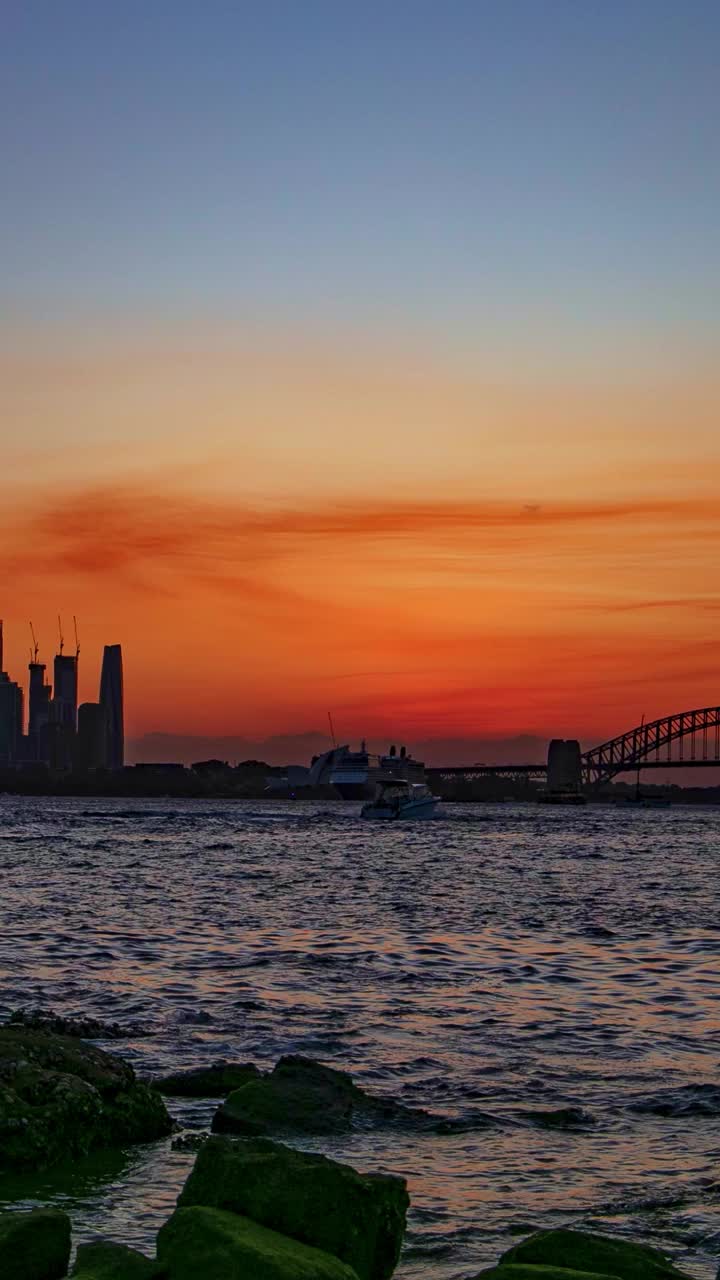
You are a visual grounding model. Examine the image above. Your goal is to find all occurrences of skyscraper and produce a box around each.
[99,644,124,770]
[0,622,24,767]
[76,702,109,771]
[28,661,51,762]
[53,653,78,728]
[51,651,78,771]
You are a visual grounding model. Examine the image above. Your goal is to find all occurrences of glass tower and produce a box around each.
[99,644,124,770]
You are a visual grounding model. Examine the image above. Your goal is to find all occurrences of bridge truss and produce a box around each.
[582,706,720,787]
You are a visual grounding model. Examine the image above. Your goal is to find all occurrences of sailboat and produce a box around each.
[630,715,671,807]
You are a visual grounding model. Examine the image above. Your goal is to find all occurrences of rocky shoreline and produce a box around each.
[0,1024,713,1280]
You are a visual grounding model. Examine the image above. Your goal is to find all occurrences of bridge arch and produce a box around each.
[582,706,720,786]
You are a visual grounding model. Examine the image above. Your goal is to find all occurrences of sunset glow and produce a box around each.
[3,333,719,757]
[3,2,719,761]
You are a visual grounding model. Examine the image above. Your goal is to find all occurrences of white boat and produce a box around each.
[308,742,426,799]
[360,779,438,820]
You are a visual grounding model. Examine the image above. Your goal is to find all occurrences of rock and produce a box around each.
[497,1229,691,1279]
[155,1063,260,1097]
[0,1207,72,1280]
[212,1056,359,1135]
[0,1027,172,1172]
[72,1240,158,1279]
[627,1085,720,1117]
[178,1134,408,1280]
[7,1009,149,1040]
[156,1205,361,1280]
[212,1054,428,1136]
[476,1267,622,1280]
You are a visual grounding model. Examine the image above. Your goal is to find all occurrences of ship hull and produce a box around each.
[334,781,375,800]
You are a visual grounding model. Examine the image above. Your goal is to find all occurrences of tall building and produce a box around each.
[99,644,124,770]
[53,653,78,728]
[51,652,78,771]
[0,623,24,767]
[28,661,52,763]
[76,702,109,771]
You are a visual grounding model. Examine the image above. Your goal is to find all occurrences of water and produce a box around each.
[1,796,720,1277]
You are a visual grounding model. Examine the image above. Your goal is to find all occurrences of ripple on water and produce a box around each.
[0,796,719,1278]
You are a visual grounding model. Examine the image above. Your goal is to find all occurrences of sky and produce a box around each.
[2,2,719,760]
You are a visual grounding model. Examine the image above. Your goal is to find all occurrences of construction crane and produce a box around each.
[29,621,39,665]
[57,616,64,656]
[73,616,80,660]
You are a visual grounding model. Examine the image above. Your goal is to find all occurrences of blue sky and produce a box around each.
[2,1,719,365]
[3,2,720,742]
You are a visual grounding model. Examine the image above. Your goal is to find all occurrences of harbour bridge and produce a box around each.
[428,705,720,789]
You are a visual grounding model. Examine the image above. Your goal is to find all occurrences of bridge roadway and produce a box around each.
[428,704,720,787]
[428,758,720,781]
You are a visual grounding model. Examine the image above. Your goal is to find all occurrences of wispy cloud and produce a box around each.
[9,484,720,586]
[5,482,720,742]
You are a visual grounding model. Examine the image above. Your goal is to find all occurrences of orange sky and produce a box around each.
[3,329,720,751]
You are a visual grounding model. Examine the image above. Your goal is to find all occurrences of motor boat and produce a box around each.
[360,779,438,820]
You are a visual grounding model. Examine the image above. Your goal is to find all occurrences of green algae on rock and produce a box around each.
[497,1229,691,1280]
[212,1056,360,1135]
[72,1240,159,1280]
[7,1009,149,1041]
[0,1027,172,1172]
[211,1053,429,1136]
[178,1134,408,1280]
[157,1205,361,1280]
[0,1207,72,1280]
[155,1062,260,1097]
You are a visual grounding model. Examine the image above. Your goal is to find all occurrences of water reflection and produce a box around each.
[1,798,719,1277]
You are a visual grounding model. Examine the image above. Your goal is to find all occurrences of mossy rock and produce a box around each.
[0,1027,134,1092]
[211,1054,425,1136]
[72,1240,159,1280]
[8,1009,148,1041]
[212,1056,360,1135]
[476,1266,622,1280]
[0,1028,172,1172]
[499,1230,691,1280]
[178,1135,408,1280]
[155,1063,260,1097]
[0,1207,71,1280]
[156,1205,361,1280]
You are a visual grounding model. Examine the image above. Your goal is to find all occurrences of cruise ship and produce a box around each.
[308,742,426,800]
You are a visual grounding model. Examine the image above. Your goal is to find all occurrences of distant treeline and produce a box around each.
[0,764,719,803]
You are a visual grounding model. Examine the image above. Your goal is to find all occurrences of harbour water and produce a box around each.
[1,797,719,1277]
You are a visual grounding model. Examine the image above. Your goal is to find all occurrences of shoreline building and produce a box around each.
[0,624,125,774]
[28,659,52,763]
[0,622,23,767]
[76,702,109,772]
[100,644,124,770]
[50,649,79,772]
